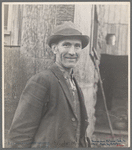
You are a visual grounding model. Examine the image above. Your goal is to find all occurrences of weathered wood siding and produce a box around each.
[4,47,21,130]
[6,5,23,45]
[94,4,129,138]
[97,5,129,55]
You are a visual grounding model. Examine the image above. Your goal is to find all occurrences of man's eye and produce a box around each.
[63,43,71,47]
[75,44,81,48]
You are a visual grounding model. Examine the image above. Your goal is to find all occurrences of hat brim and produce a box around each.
[47,35,89,49]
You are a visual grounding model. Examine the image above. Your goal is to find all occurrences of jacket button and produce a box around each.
[72,118,76,121]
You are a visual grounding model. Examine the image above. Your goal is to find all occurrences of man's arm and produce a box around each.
[8,73,49,148]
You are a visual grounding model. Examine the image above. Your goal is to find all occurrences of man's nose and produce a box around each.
[68,46,76,55]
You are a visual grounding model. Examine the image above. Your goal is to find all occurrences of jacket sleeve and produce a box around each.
[8,73,49,148]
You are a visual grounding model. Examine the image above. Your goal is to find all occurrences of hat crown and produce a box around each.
[52,21,82,36]
[47,21,89,49]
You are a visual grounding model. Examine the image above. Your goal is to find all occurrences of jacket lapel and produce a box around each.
[73,77,89,138]
[49,64,77,118]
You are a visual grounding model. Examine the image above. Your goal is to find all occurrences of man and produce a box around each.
[8,21,90,148]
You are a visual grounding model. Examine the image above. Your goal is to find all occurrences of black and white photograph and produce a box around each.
[2,2,130,148]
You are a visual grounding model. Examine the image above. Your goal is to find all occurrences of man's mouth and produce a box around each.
[64,57,77,59]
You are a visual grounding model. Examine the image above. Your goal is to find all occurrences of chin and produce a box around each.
[62,63,76,69]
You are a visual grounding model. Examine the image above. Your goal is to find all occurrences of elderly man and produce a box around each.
[8,21,90,148]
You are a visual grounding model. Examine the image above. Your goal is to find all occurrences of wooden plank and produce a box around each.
[120,5,129,24]
[107,24,111,34]
[18,5,23,45]
[110,25,118,55]
[113,5,121,24]
[117,25,123,55]
[7,5,13,32]
[117,25,122,55]
[120,25,128,55]
[110,24,116,33]
[11,5,19,45]
[108,5,116,24]
[4,47,20,130]
[118,25,128,55]
[120,25,125,55]
[103,5,109,23]
[115,24,120,53]
[103,23,108,38]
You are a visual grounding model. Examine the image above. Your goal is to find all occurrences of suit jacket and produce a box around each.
[8,64,89,148]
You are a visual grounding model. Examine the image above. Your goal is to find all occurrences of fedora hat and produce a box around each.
[47,21,89,49]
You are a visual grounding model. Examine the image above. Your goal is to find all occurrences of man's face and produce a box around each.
[54,38,82,69]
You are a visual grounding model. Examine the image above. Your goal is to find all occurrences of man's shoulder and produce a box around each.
[35,69,52,78]
[27,68,53,86]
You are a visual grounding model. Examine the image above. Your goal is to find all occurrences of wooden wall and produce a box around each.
[5,5,23,45]
[97,4,129,55]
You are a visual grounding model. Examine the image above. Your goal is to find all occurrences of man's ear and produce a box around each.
[51,44,58,54]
